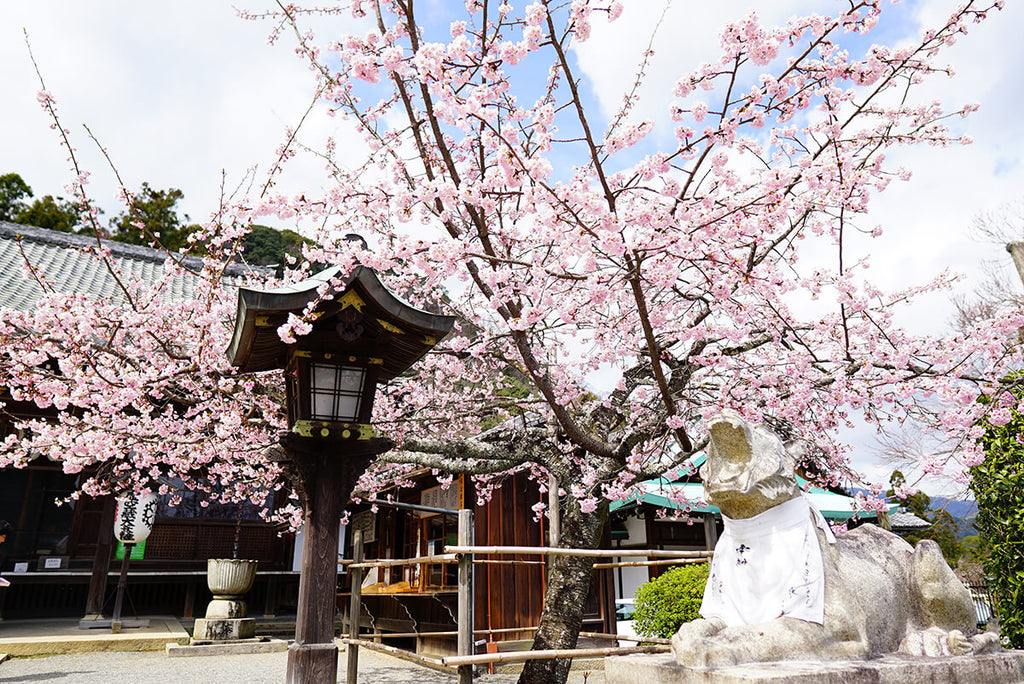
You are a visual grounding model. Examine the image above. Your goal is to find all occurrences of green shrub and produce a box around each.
[633,563,709,638]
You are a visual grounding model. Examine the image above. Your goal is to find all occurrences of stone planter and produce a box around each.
[207,558,258,602]
[192,558,258,642]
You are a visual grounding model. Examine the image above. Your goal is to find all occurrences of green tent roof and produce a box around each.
[609,476,893,521]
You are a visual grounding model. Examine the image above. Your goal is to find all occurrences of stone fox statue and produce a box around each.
[671,412,1000,668]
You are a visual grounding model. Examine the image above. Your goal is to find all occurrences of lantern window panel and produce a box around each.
[309,363,367,422]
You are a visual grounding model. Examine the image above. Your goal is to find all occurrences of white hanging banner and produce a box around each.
[114,491,158,544]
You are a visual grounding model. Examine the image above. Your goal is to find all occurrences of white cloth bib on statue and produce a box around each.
[700,495,836,626]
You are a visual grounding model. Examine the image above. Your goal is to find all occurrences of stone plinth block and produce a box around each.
[191,617,255,642]
[605,652,1024,684]
[168,638,288,657]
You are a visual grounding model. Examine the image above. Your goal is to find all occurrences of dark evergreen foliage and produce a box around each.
[972,372,1024,648]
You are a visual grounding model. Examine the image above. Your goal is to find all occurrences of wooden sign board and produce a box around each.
[419,476,464,516]
[350,510,376,544]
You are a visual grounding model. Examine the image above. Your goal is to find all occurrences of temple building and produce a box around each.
[0,221,299,621]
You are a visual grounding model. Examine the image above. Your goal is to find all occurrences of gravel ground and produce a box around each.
[0,647,606,684]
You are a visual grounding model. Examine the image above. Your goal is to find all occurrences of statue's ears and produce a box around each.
[788,439,823,482]
[781,439,805,478]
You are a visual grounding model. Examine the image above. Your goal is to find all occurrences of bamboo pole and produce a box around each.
[345,529,363,684]
[341,626,539,638]
[350,548,709,570]
[593,557,710,569]
[343,638,446,667]
[441,644,670,667]
[338,627,669,643]
[457,509,473,684]
[340,630,458,639]
[352,553,695,571]
[579,631,670,644]
[349,554,458,570]
[443,545,712,558]
[548,473,560,547]
[475,625,538,635]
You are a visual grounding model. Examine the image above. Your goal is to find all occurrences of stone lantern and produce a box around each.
[227,258,453,683]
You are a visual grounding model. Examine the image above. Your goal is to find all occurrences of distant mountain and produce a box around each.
[932,497,977,519]
[932,496,978,538]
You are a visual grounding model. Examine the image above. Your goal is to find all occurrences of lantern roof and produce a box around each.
[227,265,455,381]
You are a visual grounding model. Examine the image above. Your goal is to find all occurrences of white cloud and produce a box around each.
[0,2,360,228]
[573,0,808,123]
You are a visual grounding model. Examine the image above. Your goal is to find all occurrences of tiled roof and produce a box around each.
[0,221,261,311]
[888,508,931,531]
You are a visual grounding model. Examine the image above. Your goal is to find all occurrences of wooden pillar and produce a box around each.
[184,578,197,619]
[282,434,388,684]
[703,512,719,551]
[264,575,278,619]
[82,495,116,622]
[287,454,345,683]
[110,543,133,633]
[1007,241,1024,288]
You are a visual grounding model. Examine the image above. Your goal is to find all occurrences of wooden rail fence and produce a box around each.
[343,509,710,682]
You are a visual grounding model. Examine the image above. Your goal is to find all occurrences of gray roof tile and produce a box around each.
[0,221,265,310]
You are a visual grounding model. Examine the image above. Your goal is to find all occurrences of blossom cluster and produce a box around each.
[0,243,287,508]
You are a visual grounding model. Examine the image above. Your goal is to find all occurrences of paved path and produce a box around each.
[0,647,606,683]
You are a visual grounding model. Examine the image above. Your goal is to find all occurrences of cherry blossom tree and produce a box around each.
[247,1,1022,681]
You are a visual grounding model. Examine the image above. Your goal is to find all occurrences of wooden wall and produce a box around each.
[472,470,545,640]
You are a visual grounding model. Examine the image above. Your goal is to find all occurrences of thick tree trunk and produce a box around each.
[518,499,607,684]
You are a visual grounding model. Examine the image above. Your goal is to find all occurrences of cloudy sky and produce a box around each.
[2,1,1022,493]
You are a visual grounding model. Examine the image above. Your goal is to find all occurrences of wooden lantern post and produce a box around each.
[227,259,453,684]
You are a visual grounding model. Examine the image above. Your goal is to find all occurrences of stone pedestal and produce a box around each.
[205,595,248,619]
[605,651,1024,684]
